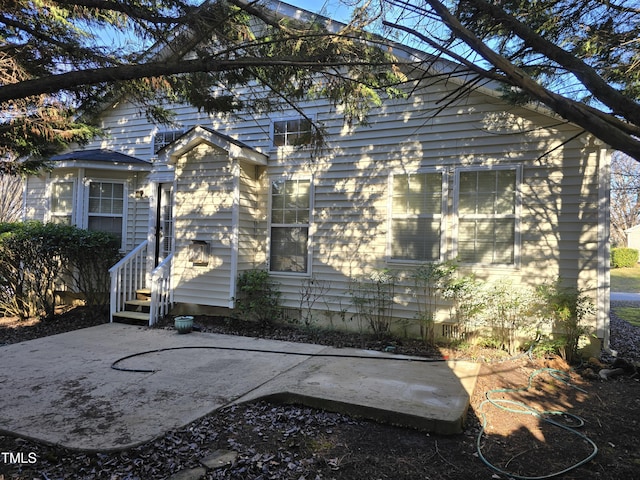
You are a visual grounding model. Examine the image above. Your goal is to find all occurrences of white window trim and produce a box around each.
[267,175,314,277]
[452,165,521,268]
[270,115,316,150]
[387,168,448,264]
[83,178,128,250]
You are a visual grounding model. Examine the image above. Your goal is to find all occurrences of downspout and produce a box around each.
[21,175,28,221]
[598,146,613,354]
[229,158,240,309]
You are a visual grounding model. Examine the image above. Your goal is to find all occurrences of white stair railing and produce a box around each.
[149,253,173,326]
[109,241,149,322]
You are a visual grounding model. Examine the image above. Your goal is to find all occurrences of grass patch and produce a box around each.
[610,265,640,292]
[613,306,640,328]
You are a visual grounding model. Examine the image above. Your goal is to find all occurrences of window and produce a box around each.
[390,172,444,261]
[457,168,517,264]
[270,179,311,273]
[154,130,183,153]
[273,118,313,147]
[50,182,74,225]
[88,181,124,244]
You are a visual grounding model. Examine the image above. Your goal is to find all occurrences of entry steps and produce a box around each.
[112,288,151,326]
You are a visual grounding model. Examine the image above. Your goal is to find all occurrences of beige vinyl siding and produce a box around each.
[42,72,606,341]
[172,145,236,307]
[261,82,605,335]
[237,162,267,272]
[23,174,51,221]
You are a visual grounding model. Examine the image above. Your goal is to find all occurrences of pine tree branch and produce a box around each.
[464,0,640,127]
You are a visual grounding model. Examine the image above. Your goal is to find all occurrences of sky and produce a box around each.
[279,0,355,23]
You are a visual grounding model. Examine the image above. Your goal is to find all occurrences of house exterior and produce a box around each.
[625,225,640,254]
[21,2,611,353]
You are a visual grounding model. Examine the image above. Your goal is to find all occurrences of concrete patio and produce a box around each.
[0,323,480,451]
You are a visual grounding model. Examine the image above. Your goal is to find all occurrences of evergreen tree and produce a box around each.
[0,0,399,172]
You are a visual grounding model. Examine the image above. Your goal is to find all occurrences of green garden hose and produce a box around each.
[476,368,598,479]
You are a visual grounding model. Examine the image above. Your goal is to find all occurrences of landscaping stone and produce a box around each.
[200,449,238,469]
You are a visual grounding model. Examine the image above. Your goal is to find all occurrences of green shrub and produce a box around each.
[235,269,282,324]
[475,280,540,355]
[536,280,595,364]
[0,222,121,320]
[611,247,639,268]
[62,229,122,313]
[0,222,70,319]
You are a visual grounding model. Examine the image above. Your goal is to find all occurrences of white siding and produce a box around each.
[172,145,236,307]
[25,70,607,343]
[237,162,268,272]
[261,82,606,339]
[23,174,50,221]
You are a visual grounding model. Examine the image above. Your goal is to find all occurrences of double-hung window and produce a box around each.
[456,168,518,265]
[87,181,125,245]
[272,118,313,147]
[390,171,444,261]
[50,182,74,225]
[269,178,311,273]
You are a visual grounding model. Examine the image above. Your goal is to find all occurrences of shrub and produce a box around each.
[0,222,70,319]
[298,276,331,328]
[235,269,282,325]
[536,280,595,364]
[349,269,396,337]
[62,229,122,313]
[0,222,121,320]
[474,279,539,355]
[411,261,457,345]
[611,247,638,268]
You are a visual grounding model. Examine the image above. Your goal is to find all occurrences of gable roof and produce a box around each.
[159,125,268,166]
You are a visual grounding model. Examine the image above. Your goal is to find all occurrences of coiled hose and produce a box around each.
[476,368,598,479]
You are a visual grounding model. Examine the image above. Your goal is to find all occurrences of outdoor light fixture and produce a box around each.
[189,240,209,266]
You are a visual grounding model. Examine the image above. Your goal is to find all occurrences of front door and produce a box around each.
[154,183,174,267]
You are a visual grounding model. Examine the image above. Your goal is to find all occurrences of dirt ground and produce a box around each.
[0,308,639,480]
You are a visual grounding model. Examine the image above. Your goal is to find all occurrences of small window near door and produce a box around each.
[88,181,124,245]
[50,182,74,225]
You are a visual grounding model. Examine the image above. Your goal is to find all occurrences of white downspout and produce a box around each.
[229,158,240,309]
[598,147,613,353]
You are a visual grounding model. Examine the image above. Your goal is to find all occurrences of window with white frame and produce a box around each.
[269,178,311,273]
[390,172,444,261]
[50,182,74,225]
[272,118,313,147]
[87,181,125,244]
[457,168,517,265]
[154,130,183,153]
